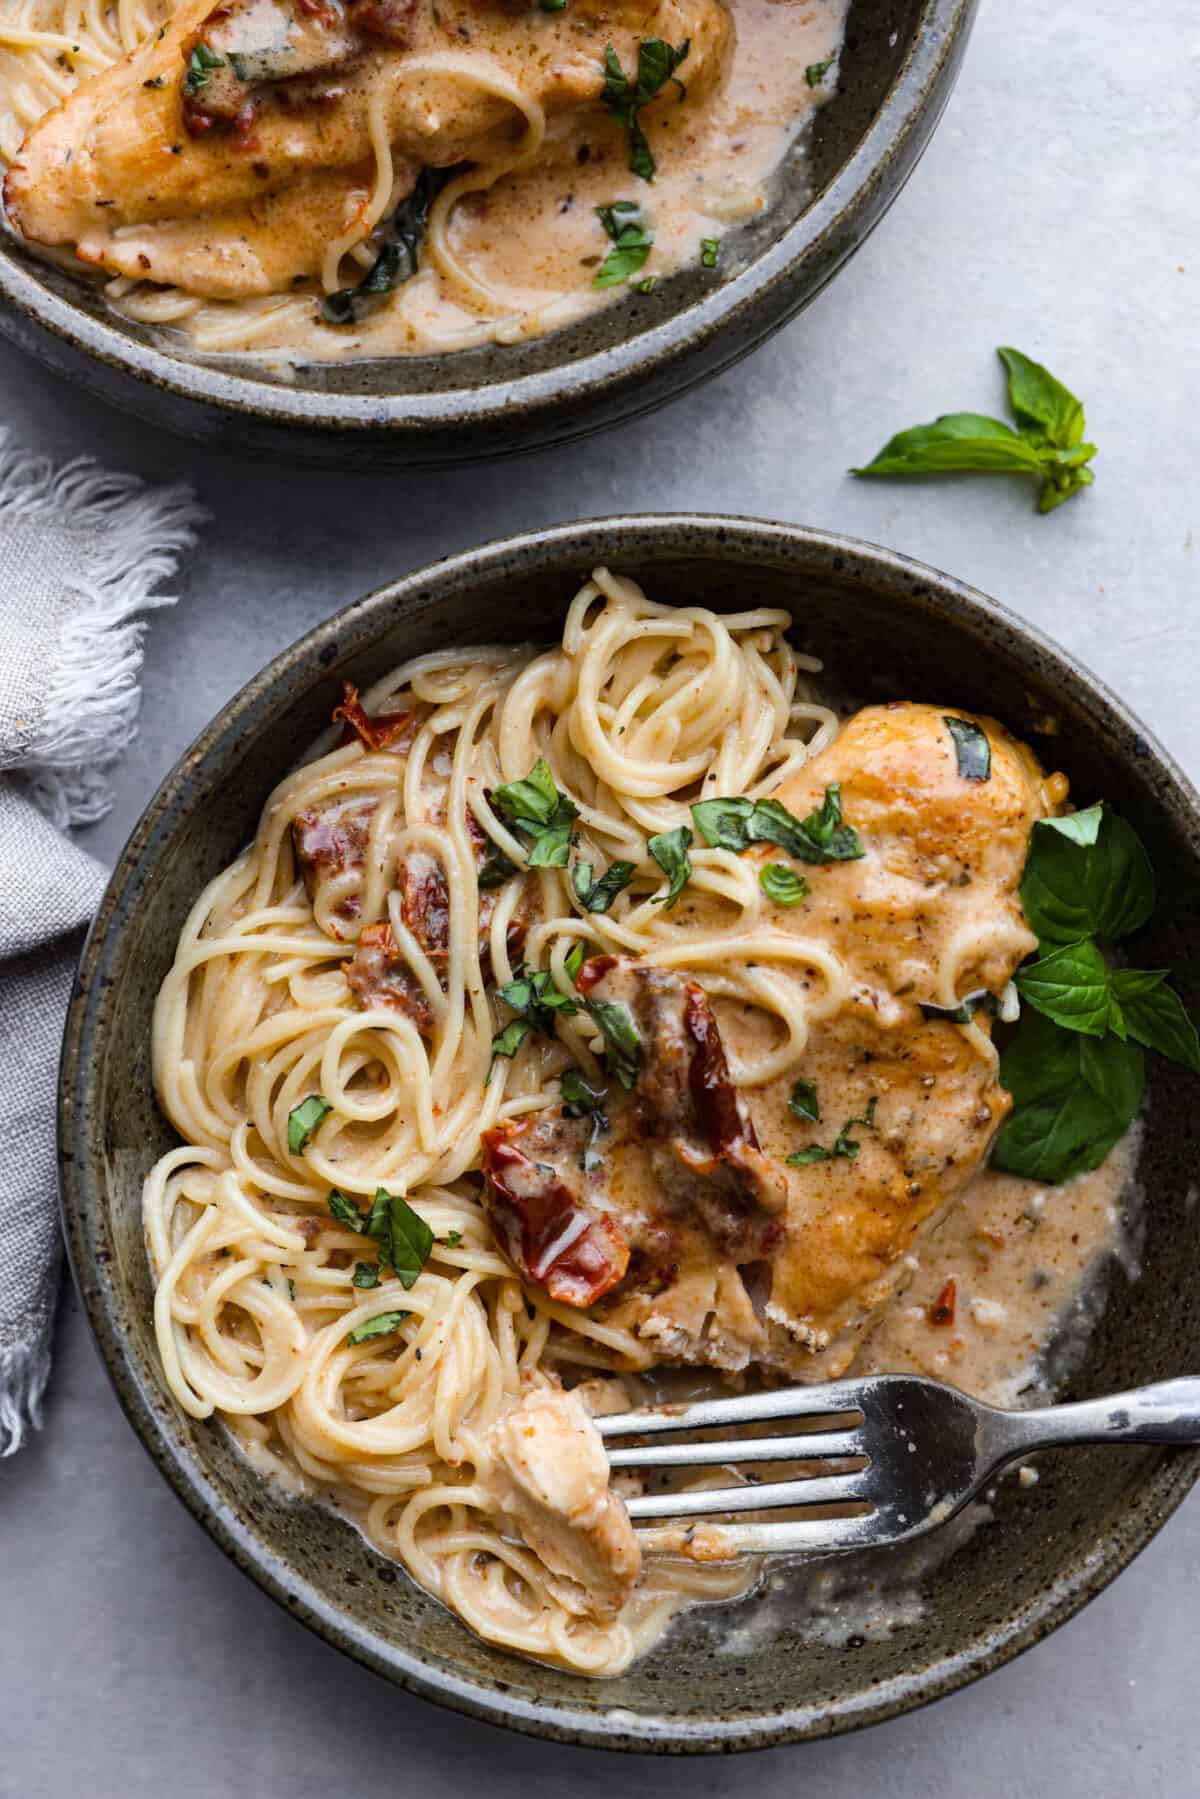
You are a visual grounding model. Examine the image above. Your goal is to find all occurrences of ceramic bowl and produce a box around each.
[59,515,1200,1751]
[2,0,976,465]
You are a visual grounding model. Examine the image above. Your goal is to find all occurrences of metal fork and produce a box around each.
[597,1374,1200,1555]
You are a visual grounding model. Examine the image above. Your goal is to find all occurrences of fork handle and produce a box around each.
[993,1377,1200,1457]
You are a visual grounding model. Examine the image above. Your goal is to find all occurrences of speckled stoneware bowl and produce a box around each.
[60,517,1200,1751]
[1,0,976,466]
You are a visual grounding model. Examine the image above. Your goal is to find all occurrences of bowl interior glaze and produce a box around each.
[0,1,975,460]
[59,518,1200,1751]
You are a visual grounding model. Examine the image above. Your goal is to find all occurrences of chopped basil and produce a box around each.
[601,37,691,181]
[805,58,833,86]
[478,847,520,889]
[322,168,455,326]
[490,1018,532,1062]
[586,998,641,1090]
[561,1068,609,1126]
[593,203,653,288]
[539,0,567,10]
[648,825,693,906]
[442,1229,463,1247]
[287,1094,332,1156]
[788,1097,876,1164]
[347,1310,412,1345]
[760,863,810,907]
[700,237,719,268]
[633,276,657,294]
[184,41,224,94]
[787,1144,831,1167]
[352,1262,380,1288]
[919,989,999,1025]
[788,1078,820,1123]
[328,1188,433,1289]
[944,716,991,782]
[573,858,636,912]
[852,346,1098,515]
[497,969,580,1033]
[328,1190,365,1232]
[491,757,579,867]
[834,1097,878,1159]
[564,941,586,983]
[691,784,863,865]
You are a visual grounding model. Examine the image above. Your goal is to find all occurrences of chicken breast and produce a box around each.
[483,1381,641,1616]
[483,702,1062,1377]
[4,0,732,296]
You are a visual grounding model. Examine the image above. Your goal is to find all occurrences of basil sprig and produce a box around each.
[594,203,653,288]
[573,858,635,912]
[852,347,1098,514]
[492,757,579,868]
[691,783,863,864]
[648,825,693,905]
[327,1188,434,1290]
[993,804,1200,1182]
[287,1094,331,1155]
[601,37,690,180]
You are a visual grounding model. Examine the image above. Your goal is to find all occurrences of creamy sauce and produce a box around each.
[0,0,848,360]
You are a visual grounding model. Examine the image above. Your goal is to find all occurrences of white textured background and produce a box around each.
[2,1,1198,1792]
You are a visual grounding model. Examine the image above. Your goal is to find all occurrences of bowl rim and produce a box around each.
[2,0,976,442]
[58,513,1200,1753]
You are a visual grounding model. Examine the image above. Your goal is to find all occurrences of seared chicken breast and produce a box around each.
[482,702,1060,1378]
[4,0,732,297]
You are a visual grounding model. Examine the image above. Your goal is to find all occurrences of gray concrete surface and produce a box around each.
[2,1,1198,1793]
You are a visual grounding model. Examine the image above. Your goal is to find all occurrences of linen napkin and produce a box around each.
[0,432,202,1454]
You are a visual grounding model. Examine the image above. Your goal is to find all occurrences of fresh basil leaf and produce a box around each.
[380,1191,434,1290]
[287,1094,331,1155]
[1015,938,1113,1036]
[943,716,991,782]
[997,346,1085,449]
[760,863,810,906]
[493,757,562,828]
[787,1144,831,1166]
[365,1186,391,1240]
[594,204,654,287]
[1020,804,1155,944]
[561,1067,609,1123]
[491,1017,532,1060]
[587,999,641,1089]
[690,796,754,851]
[805,58,833,86]
[919,989,999,1025]
[352,1261,380,1288]
[574,858,636,912]
[648,825,693,905]
[564,941,585,983]
[992,1009,1143,1182]
[788,1078,820,1123]
[1109,970,1200,1073]
[853,413,1047,477]
[322,168,453,325]
[329,1189,366,1232]
[347,1309,412,1345]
